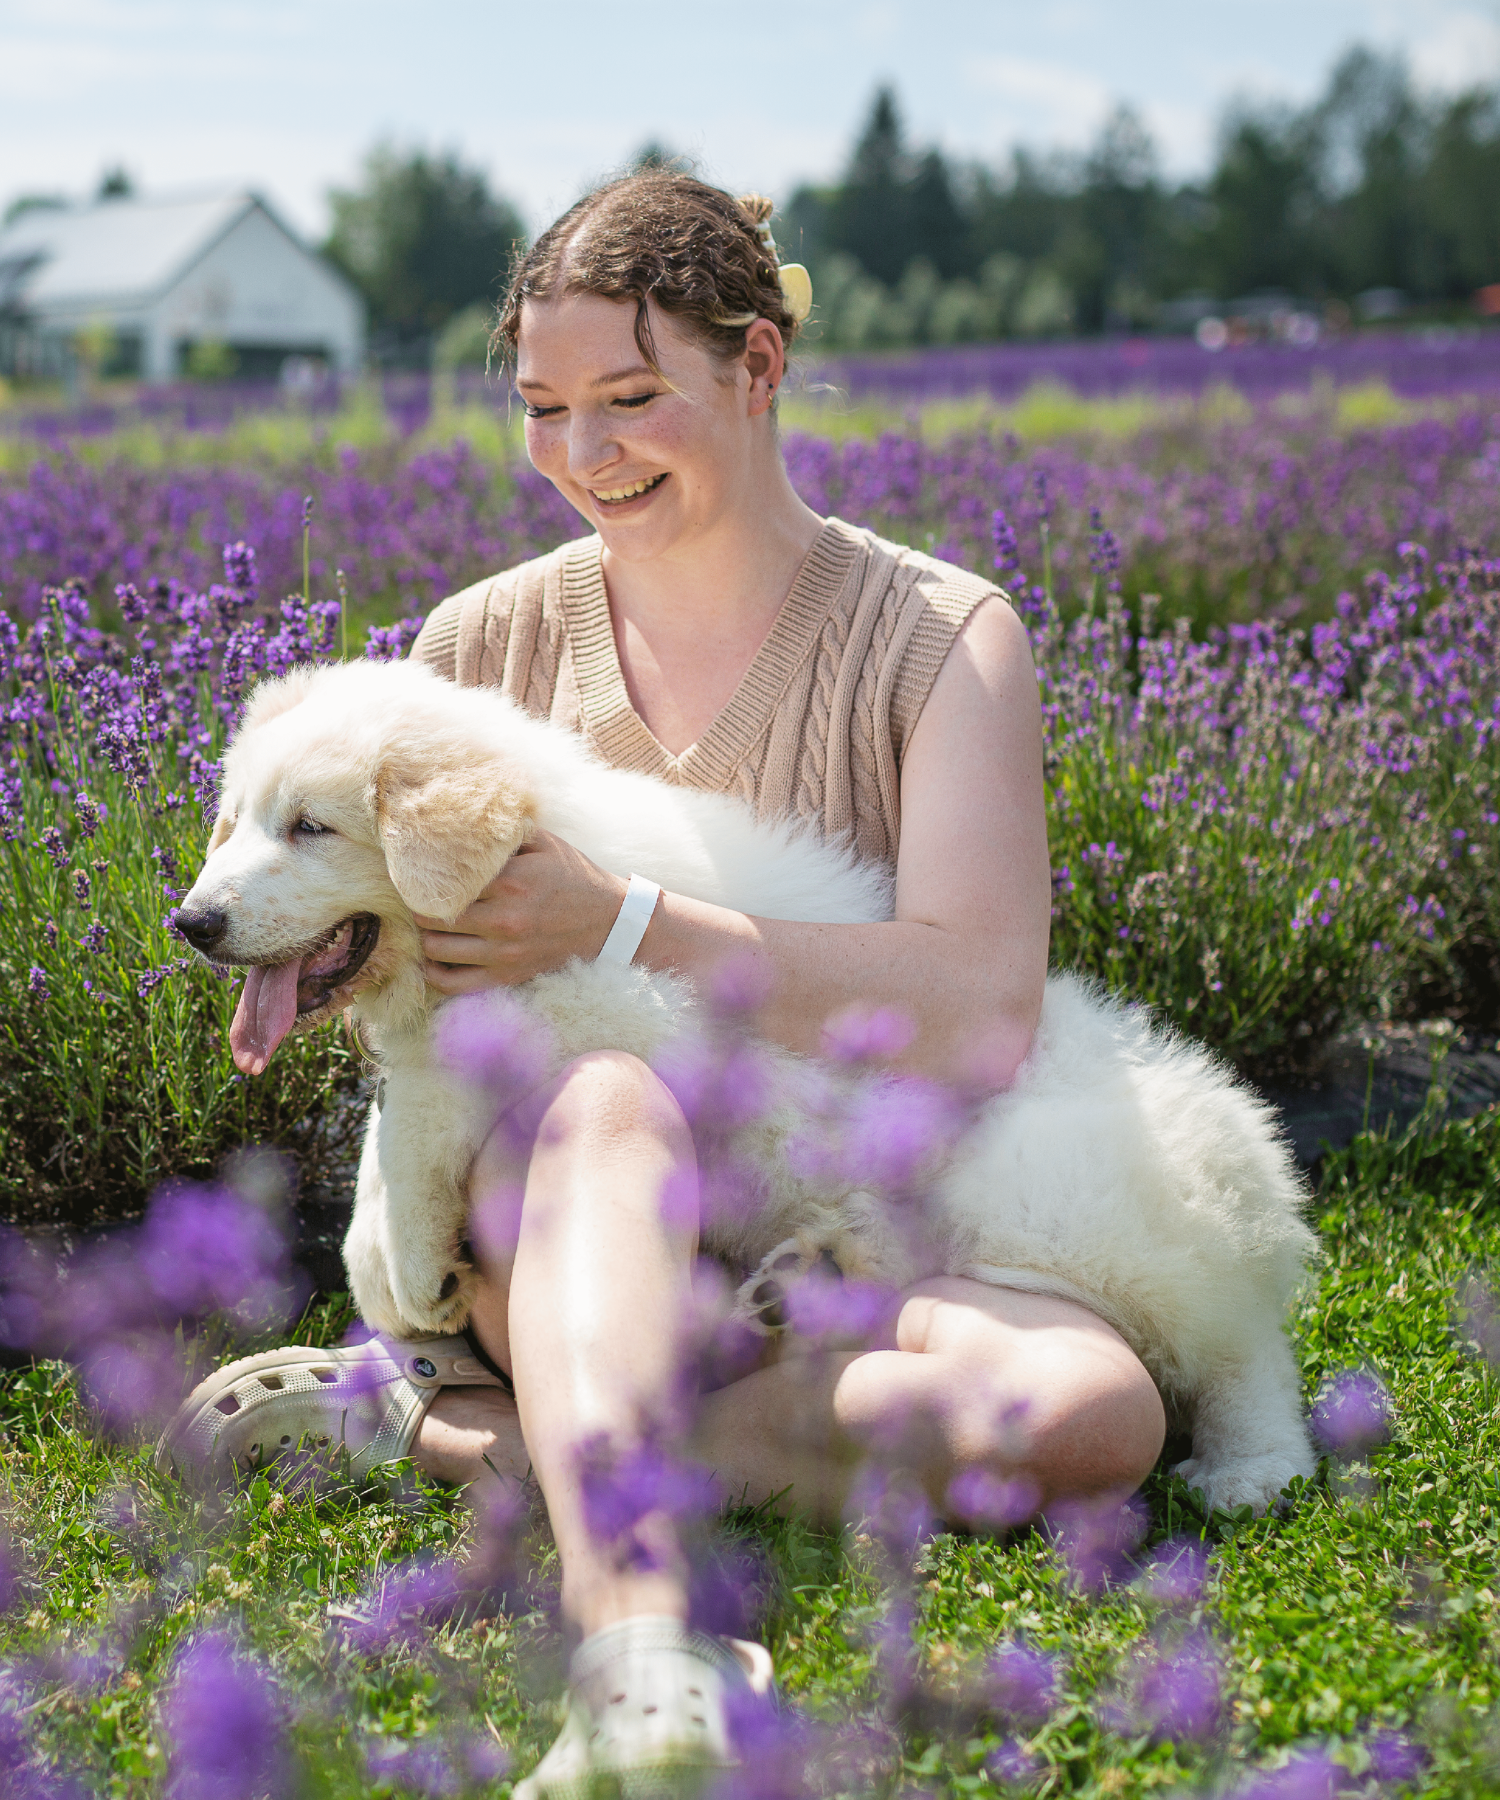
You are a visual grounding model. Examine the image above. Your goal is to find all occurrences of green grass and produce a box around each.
[4,1105,1500,1795]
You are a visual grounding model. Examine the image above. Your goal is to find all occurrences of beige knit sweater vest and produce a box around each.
[411,515,1000,867]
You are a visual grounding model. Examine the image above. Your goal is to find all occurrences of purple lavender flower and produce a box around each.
[945,1467,1041,1532]
[1310,1369,1393,1456]
[362,617,423,662]
[78,1329,186,1434]
[222,541,258,601]
[137,1181,297,1326]
[1365,1730,1427,1787]
[576,1434,717,1543]
[72,789,100,838]
[1135,1629,1222,1744]
[986,1641,1061,1728]
[845,1465,939,1557]
[161,1631,290,1800]
[72,868,91,909]
[37,826,67,869]
[338,1555,466,1654]
[151,844,179,883]
[26,967,49,1004]
[821,1003,916,1065]
[986,1737,1040,1787]
[991,508,1023,582]
[434,991,555,1105]
[1046,1493,1149,1593]
[112,581,148,623]
[1234,1748,1347,1800]
[82,921,107,954]
[42,919,58,950]
[784,1272,898,1345]
[1138,1536,1212,1605]
[708,949,774,1017]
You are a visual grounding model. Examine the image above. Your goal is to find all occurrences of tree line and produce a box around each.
[317,44,1500,359]
[788,47,1500,346]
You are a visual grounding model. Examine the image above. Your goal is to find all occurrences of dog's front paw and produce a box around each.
[1171,1452,1313,1517]
[732,1239,831,1335]
[389,1236,479,1336]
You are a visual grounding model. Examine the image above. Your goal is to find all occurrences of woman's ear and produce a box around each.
[743,317,786,416]
[375,740,534,921]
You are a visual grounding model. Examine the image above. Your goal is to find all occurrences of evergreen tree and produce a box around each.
[826,87,914,285]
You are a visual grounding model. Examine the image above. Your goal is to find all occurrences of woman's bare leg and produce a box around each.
[417,1050,700,1637]
[690,1279,1166,1524]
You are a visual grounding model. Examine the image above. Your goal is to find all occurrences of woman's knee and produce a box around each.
[1015,1343,1166,1499]
[536,1050,691,1157]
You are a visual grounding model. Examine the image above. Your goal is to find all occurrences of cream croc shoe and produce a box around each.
[515,1615,775,1800]
[154,1332,512,1484]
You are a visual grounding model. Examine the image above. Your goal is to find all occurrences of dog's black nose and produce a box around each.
[174,906,228,952]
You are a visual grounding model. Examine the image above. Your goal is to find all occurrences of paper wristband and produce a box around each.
[596,874,661,967]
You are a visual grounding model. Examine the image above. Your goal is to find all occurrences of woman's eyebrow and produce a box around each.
[517,365,656,396]
[590,364,656,388]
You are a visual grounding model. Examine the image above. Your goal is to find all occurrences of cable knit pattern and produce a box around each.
[410,517,1001,863]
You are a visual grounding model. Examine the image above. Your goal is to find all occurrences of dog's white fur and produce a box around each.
[183,658,1318,1513]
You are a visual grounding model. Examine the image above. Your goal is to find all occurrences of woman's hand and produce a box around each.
[414,830,628,994]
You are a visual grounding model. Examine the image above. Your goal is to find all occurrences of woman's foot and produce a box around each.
[516,1616,775,1800]
[155,1334,513,1485]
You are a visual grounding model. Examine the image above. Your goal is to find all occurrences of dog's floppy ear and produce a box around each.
[205,801,237,854]
[375,737,534,921]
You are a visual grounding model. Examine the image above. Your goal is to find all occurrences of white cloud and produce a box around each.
[967,52,1115,148]
[1407,8,1500,89]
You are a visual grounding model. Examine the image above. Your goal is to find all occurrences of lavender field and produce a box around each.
[6,348,1500,634]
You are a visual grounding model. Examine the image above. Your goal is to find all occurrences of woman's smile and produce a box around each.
[590,471,669,509]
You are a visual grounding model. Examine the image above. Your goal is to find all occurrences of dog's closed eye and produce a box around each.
[293,817,332,838]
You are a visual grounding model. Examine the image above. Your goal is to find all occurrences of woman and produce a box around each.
[165,174,1165,1796]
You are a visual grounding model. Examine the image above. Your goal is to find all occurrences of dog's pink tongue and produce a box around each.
[229,962,301,1075]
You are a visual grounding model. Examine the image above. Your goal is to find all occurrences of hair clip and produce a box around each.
[778,263,813,322]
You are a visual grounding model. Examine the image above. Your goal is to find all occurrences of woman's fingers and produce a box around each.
[418,929,498,966]
[423,958,504,995]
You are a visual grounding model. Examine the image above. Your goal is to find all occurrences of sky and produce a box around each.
[3,0,1500,243]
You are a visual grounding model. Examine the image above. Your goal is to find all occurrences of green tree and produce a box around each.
[325,145,527,349]
[826,87,913,284]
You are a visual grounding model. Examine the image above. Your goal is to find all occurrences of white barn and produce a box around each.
[0,192,365,382]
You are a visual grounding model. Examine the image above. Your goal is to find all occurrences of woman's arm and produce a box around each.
[416,598,1051,1088]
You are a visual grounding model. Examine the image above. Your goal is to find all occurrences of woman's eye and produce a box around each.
[523,403,563,420]
[614,392,658,409]
[294,818,329,837]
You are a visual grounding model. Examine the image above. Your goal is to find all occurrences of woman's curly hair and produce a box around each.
[491,171,801,377]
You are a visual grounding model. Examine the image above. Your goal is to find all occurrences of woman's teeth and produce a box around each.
[593,474,665,504]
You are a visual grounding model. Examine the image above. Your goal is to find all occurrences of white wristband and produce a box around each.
[596,874,661,967]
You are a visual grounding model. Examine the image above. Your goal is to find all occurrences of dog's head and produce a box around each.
[176,660,536,1074]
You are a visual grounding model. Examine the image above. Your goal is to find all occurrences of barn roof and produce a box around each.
[0,193,310,313]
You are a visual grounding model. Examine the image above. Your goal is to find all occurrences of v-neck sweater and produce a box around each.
[411,516,1001,868]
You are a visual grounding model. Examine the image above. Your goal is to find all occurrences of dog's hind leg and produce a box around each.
[1172,1330,1315,1515]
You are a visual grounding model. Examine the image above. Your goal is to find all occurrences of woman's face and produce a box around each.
[516,290,778,563]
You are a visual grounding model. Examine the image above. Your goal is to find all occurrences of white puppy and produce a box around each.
[178,658,1317,1513]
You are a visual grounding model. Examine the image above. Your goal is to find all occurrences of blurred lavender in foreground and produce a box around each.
[0,1174,303,1434]
[161,1631,290,1800]
[1310,1370,1393,1458]
[1137,1536,1212,1606]
[1046,1492,1149,1592]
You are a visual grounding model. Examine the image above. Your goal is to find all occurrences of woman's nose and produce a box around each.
[566,413,624,485]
